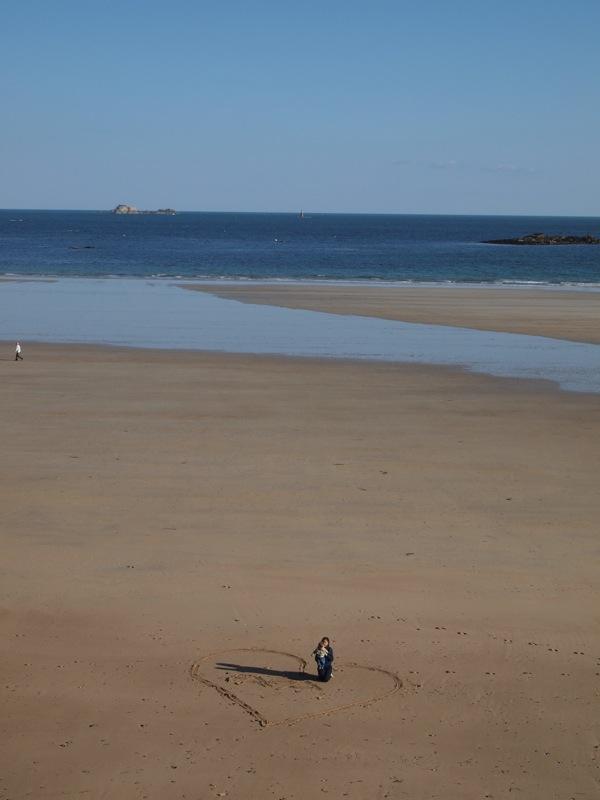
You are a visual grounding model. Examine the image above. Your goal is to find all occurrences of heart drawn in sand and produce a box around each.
[190,648,402,728]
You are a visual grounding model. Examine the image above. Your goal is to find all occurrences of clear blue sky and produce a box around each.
[1,0,598,214]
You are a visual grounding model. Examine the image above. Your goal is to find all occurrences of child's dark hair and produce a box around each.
[321,636,330,644]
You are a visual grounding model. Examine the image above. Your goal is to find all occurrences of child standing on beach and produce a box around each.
[313,636,334,682]
[15,342,23,361]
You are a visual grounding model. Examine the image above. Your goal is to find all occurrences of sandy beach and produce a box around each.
[186,283,600,344]
[2,312,599,799]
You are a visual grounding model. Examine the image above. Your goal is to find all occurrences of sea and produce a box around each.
[2,210,600,284]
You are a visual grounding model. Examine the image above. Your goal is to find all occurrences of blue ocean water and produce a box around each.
[2,210,600,284]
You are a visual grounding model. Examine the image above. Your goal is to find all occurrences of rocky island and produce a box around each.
[112,204,176,215]
[484,232,600,245]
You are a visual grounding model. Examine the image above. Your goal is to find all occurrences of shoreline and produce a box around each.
[0,338,574,395]
[185,281,600,344]
[5,273,600,289]
[3,338,596,401]
[3,278,600,394]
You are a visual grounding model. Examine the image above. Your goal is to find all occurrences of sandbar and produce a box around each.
[185,282,600,344]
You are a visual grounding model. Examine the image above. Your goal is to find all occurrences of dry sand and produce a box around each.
[2,340,600,799]
[185,283,600,344]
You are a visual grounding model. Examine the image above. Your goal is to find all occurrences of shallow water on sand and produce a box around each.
[2,278,600,393]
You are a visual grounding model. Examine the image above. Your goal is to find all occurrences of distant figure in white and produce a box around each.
[15,341,23,361]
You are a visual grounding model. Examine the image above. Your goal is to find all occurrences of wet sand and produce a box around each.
[2,343,599,799]
[185,282,600,344]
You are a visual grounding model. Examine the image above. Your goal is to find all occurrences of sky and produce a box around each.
[1,0,599,215]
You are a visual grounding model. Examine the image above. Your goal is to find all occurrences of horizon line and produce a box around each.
[1,207,599,219]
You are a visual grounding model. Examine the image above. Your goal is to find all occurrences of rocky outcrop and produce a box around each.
[111,205,176,215]
[113,204,138,214]
[484,232,600,245]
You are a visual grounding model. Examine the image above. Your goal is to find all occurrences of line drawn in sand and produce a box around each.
[190,647,403,728]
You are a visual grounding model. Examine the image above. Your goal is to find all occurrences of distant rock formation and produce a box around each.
[484,232,600,245]
[113,204,138,214]
[112,204,176,215]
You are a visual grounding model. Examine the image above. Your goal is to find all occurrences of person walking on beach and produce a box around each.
[313,636,334,682]
[15,341,23,361]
